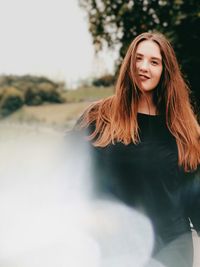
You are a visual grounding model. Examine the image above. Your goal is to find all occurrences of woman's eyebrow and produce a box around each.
[136,53,162,61]
[151,57,162,62]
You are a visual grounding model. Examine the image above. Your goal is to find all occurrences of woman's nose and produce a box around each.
[139,60,149,71]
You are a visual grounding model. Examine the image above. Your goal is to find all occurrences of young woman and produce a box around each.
[74,32,200,266]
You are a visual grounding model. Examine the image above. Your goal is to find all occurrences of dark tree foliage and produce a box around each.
[79,0,200,107]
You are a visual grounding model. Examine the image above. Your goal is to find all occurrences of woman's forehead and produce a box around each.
[136,40,162,60]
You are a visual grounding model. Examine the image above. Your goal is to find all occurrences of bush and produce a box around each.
[0,87,24,116]
[24,87,43,106]
[92,74,115,87]
[25,83,65,105]
[0,75,66,107]
[37,82,64,103]
[0,88,4,101]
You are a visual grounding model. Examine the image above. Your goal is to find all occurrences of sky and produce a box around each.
[0,0,117,87]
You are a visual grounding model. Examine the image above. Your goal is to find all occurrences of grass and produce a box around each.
[1,86,114,131]
[63,86,114,102]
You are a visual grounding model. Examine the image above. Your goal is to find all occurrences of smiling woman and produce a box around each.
[136,41,163,91]
[73,32,200,267]
[135,40,163,115]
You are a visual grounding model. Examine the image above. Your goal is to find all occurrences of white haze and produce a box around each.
[0,123,167,267]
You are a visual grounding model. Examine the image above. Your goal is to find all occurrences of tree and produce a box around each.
[79,0,200,106]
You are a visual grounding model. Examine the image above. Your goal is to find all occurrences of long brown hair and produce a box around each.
[76,32,200,172]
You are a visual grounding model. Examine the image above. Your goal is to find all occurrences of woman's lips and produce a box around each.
[139,74,150,81]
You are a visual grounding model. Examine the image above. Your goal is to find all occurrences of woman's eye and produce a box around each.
[151,61,158,65]
[136,57,142,61]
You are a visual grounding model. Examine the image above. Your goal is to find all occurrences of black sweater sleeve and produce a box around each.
[183,167,200,235]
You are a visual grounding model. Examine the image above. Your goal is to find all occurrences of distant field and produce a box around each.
[0,86,114,131]
[63,86,114,103]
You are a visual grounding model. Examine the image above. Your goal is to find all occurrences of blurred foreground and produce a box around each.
[0,123,153,267]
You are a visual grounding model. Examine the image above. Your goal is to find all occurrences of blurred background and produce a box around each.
[0,0,199,133]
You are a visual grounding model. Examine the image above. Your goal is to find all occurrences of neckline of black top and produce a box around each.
[137,112,164,119]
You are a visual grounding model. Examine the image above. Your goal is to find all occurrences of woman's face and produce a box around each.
[135,40,163,92]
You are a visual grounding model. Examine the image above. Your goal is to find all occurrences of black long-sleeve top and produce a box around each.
[70,112,200,252]
[82,113,200,244]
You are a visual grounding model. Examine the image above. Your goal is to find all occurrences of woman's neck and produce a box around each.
[138,93,157,115]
